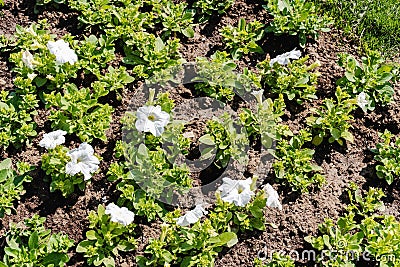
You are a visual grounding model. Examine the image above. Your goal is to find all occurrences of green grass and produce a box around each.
[315,0,400,58]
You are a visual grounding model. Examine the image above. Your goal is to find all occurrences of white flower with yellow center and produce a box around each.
[105,203,135,226]
[47,39,78,65]
[218,177,255,207]
[176,204,208,227]
[135,105,170,137]
[65,143,99,181]
[38,130,67,149]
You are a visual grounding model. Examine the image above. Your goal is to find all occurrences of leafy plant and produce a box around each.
[193,0,235,23]
[337,52,398,111]
[118,92,193,220]
[44,83,113,142]
[306,87,357,146]
[76,204,137,267]
[239,93,286,147]
[371,130,400,185]
[137,215,238,267]
[153,1,196,38]
[193,51,238,101]
[68,0,153,39]
[138,184,275,266]
[123,32,183,78]
[258,55,320,104]
[220,18,264,59]
[8,21,80,93]
[305,185,400,266]
[0,215,74,267]
[75,34,116,73]
[269,129,325,193]
[0,159,32,218]
[41,144,100,197]
[199,112,249,168]
[0,91,38,149]
[264,0,333,47]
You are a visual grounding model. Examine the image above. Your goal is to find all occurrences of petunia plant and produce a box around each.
[0,215,74,267]
[371,130,400,185]
[199,112,249,168]
[305,185,400,266]
[8,21,80,93]
[193,0,235,23]
[76,204,137,267]
[264,0,333,47]
[306,87,357,146]
[138,178,282,266]
[220,18,265,59]
[269,129,325,193]
[0,159,33,218]
[119,91,192,219]
[44,83,113,142]
[0,90,38,149]
[41,137,100,197]
[258,52,320,104]
[337,51,398,112]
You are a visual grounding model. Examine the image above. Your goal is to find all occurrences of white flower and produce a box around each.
[22,50,35,69]
[38,130,67,149]
[135,105,170,137]
[264,183,282,210]
[65,143,100,181]
[270,48,301,66]
[47,40,78,65]
[218,177,255,207]
[357,92,369,112]
[175,204,208,227]
[105,203,135,226]
[251,89,264,105]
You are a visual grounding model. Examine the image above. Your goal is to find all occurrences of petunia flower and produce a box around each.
[251,89,264,105]
[22,50,35,69]
[38,130,67,149]
[218,177,255,207]
[105,203,135,226]
[264,183,282,210]
[65,143,100,181]
[47,39,78,65]
[357,92,369,112]
[175,204,208,227]
[270,48,301,66]
[135,105,170,137]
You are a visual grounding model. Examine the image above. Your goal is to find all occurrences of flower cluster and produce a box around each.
[39,130,100,181]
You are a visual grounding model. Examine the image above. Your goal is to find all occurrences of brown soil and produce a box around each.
[0,0,399,266]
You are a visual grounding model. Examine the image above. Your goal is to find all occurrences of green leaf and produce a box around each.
[220,232,238,247]
[103,256,115,267]
[182,27,195,38]
[28,231,39,250]
[199,134,215,145]
[154,37,165,52]
[86,230,97,240]
[0,158,12,170]
[76,240,92,253]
